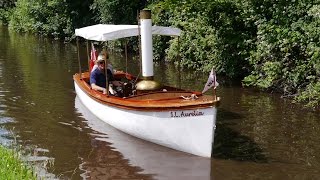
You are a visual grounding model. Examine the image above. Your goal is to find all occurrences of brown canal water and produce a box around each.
[1,25,320,179]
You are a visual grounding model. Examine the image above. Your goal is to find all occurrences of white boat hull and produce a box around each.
[74,82,217,157]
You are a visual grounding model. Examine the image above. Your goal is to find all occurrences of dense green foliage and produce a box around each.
[90,0,149,51]
[9,0,70,37]
[1,0,320,107]
[6,0,94,39]
[0,146,36,179]
[91,0,147,24]
[150,0,320,107]
[0,0,15,24]
[150,0,254,77]
[241,1,320,107]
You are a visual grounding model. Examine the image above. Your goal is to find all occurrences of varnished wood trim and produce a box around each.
[74,72,220,112]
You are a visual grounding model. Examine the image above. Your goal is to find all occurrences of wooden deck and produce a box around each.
[74,72,220,111]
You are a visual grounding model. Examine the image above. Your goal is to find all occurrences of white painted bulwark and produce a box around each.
[74,82,217,157]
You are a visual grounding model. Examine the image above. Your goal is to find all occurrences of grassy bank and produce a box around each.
[0,145,36,179]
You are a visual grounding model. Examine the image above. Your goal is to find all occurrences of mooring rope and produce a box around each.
[180,94,198,100]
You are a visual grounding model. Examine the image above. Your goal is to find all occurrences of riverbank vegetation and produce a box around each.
[0,0,319,108]
[0,145,37,179]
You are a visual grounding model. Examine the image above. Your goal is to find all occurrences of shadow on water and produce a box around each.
[212,108,268,163]
[78,135,153,179]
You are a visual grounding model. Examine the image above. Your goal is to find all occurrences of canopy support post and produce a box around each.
[137,10,142,78]
[125,39,128,76]
[177,37,181,90]
[103,44,109,96]
[86,40,90,71]
[76,37,82,80]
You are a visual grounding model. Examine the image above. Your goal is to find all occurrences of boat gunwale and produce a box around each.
[73,73,220,111]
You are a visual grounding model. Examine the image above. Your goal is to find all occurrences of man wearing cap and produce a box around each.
[91,53,113,73]
[90,54,115,94]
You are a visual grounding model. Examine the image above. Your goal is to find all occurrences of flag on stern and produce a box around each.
[202,67,219,94]
[90,43,98,71]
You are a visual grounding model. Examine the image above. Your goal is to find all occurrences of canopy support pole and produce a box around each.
[76,37,82,80]
[177,37,181,90]
[137,10,142,78]
[132,10,142,86]
[125,39,128,76]
[86,40,90,70]
[103,44,109,96]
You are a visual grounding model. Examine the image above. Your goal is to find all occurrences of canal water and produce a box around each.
[1,25,320,179]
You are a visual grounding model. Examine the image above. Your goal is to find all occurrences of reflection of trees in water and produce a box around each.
[212,108,268,163]
[1,27,88,177]
[239,93,320,168]
[82,134,153,179]
[214,90,320,168]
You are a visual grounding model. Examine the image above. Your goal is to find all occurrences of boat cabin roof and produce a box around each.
[75,24,181,41]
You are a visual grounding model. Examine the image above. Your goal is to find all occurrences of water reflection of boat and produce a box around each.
[75,96,211,180]
[73,10,220,157]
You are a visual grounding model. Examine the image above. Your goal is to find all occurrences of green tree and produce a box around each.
[0,0,16,24]
[66,0,95,28]
[91,0,146,24]
[242,0,320,107]
[9,0,72,38]
[90,0,151,52]
[150,0,254,77]
[9,0,95,39]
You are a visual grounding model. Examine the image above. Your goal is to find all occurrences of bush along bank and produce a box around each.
[149,0,320,108]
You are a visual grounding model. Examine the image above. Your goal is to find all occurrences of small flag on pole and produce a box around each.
[202,67,219,94]
[90,43,97,71]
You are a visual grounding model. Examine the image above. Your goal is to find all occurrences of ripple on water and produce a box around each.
[0,127,14,147]
[22,154,57,179]
[0,116,14,124]
[0,91,10,99]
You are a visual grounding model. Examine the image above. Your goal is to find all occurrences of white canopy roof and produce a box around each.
[75,24,181,41]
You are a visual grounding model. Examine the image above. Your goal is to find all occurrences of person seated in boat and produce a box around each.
[91,52,109,71]
[91,53,123,78]
[90,54,124,95]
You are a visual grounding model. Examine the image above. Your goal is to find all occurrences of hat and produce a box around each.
[96,54,106,63]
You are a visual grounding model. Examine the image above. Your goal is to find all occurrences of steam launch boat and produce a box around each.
[73,10,220,157]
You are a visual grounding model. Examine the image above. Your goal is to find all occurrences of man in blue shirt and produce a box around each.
[90,54,114,94]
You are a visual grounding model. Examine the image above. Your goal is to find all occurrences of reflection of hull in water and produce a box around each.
[75,96,212,180]
[74,73,219,157]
